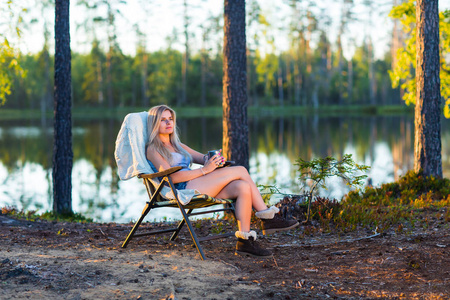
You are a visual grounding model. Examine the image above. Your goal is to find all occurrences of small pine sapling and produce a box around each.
[295,154,370,222]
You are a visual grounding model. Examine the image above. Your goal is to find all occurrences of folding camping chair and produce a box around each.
[114,112,236,260]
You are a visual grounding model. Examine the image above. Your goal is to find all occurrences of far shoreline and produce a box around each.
[0,104,414,121]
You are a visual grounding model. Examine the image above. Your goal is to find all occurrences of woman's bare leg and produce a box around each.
[216,180,252,232]
[186,166,268,211]
[185,166,268,232]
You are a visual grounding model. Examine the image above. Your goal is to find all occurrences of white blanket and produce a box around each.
[114,112,199,205]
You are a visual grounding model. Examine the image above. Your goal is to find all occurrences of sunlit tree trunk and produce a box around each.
[106,48,113,108]
[335,0,353,105]
[414,0,442,177]
[180,0,189,106]
[294,63,301,106]
[40,25,52,128]
[277,57,284,106]
[391,0,404,104]
[246,48,252,105]
[200,26,208,107]
[53,0,73,215]
[223,0,249,169]
[106,4,115,109]
[347,58,353,103]
[304,10,314,104]
[288,1,303,106]
[131,71,136,107]
[97,60,104,104]
[367,36,376,105]
[326,41,332,103]
[141,53,148,106]
[200,50,207,107]
[286,53,292,104]
[294,34,303,106]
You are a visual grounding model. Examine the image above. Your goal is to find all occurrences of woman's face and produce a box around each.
[159,109,174,135]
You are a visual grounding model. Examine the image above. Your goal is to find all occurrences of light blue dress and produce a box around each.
[147,152,191,189]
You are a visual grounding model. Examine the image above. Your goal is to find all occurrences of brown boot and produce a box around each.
[235,237,272,257]
[234,231,272,257]
[261,214,299,235]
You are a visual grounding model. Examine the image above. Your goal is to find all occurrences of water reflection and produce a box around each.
[1,114,449,223]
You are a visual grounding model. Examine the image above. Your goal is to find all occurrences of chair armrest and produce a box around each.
[218,161,235,168]
[138,166,182,179]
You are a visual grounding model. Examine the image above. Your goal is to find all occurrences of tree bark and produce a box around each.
[347,58,353,103]
[141,53,149,106]
[414,0,442,177]
[277,62,284,106]
[367,36,376,105]
[180,0,189,106]
[53,0,73,215]
[223,0,249,169]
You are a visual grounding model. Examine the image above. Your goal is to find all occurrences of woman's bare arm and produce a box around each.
[146,146,219,183]
[180,143,207,165]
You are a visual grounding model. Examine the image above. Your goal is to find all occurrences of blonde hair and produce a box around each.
[146,105,191,165]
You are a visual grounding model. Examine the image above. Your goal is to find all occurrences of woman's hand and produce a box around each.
[203,152,225,174]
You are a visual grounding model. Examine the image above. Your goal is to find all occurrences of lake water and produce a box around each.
[1,113,449,223]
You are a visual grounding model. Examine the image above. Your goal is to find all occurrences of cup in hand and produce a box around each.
[208,150,221,159]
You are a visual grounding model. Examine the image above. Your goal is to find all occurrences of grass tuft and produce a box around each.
[1,207,93,223]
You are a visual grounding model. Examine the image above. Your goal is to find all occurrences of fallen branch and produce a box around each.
[217,258,240,271]
[273,233,382,248]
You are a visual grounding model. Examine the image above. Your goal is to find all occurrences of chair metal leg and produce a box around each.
[122,180,165,248]
[170,208,193,241]
[177,205,207,260]
[167,177,207,260]
[123,175,237,260]
[122,202,151,248]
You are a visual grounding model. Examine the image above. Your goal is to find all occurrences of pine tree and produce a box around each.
[53,0,73,215]
[223,0,249,169]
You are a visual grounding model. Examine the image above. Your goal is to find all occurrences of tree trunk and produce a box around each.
[277,62,284,106]
[246,48,252,105]
[294,63,301,106]
[106,48,113,109]
[141,53,149,106]
[414,0,442,178]
[53,0,73,215]
[223,0,249,169]
[347,58,353,103]
[367,36,376,105]
[286,53,292,104]
[41,46,51,128]
[336,35,343,105]
[391,0,405,105]
[106,4,114,109]
[97,60,104,104]
[200,49,207,107]
[180,0,189,106]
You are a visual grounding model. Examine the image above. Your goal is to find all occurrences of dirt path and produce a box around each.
[1,215,449,299]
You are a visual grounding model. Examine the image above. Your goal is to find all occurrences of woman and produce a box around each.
[146,105,298,257]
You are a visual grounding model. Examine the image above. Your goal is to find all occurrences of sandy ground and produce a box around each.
[1,212,449,300]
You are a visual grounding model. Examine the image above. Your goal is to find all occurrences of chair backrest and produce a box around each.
[115,111,199,205]
[114,111,153,180]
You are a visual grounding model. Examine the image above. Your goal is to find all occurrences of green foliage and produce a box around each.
[0,2,26,106]
[211,221,225,234]
[345,170,450,208]
[303,170,450,233]
[308,197,342,232]
[1,207,93,223]
[3,2,401,109]
[295,154,369,221]
[257,184,285,204]
[296,154,370,196]
[0,39,25,106]
[389,1,450,117]
[255,51,279,96]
